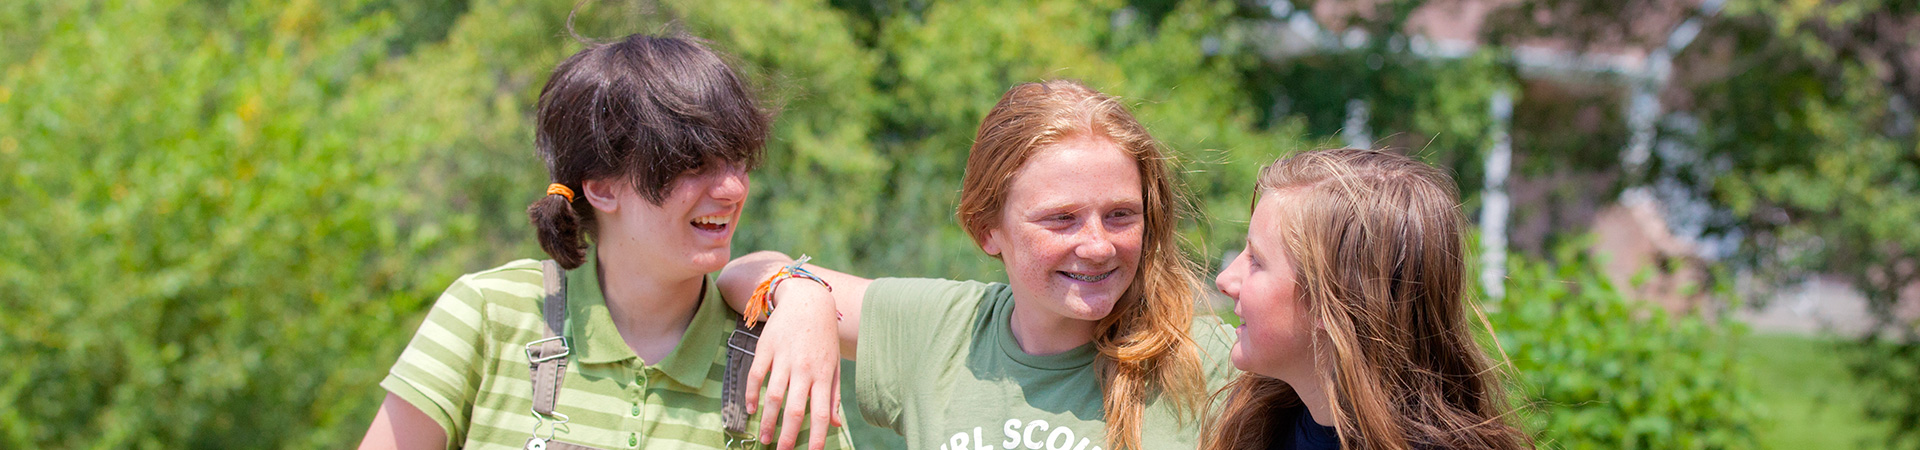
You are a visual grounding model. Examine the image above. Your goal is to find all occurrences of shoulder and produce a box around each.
[421,259,551,344]
[438,260,546,311]
[864,278,1004,321]
[381,259,550,441]
[1189,314,1235,354]
[866,277,1002,304]
[1189,313,1241,386]
[455,259,545,296]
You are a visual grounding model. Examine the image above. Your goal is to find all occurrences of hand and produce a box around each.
[746,280,844,450]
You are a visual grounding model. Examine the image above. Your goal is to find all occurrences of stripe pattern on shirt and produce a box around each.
[381,259,851,450]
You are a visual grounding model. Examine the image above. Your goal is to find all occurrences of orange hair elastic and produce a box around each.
[546,183,575,202]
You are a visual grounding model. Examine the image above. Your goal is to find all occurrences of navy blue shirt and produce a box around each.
[1269,405,1340,450]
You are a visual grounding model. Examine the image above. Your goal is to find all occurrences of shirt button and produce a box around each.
[631,404,641,417]
[628,433,639,447]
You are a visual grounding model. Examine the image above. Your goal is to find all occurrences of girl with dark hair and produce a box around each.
[357,33,849,450]
[1206,149,1532,450]
[716,80,1238,450]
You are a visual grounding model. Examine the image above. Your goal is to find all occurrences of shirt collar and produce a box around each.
[564,252,734,387]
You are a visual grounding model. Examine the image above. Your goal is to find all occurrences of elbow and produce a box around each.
[718,250,792,290]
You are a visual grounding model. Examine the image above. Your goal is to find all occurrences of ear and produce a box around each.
[978,227,1005,257]
[582,178,624,214]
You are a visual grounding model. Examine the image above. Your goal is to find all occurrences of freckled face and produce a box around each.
[1214,194,1315,379]
[981,138,1145,325]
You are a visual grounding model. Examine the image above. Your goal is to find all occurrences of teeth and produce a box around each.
[692,215,730,226]
[1064,271,1111,282]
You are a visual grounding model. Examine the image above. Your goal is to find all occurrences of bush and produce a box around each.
[0,0,507,447]
[1488,242,1760,449]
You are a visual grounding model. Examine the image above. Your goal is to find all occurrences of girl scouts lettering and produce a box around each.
[938,419,1104,450]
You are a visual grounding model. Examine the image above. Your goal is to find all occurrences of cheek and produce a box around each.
[1248,286,1303,344]
[995,231,1048,279]
[1119,229,1145,254]
[1112,228,1146,268]
[1012,230,1069,263]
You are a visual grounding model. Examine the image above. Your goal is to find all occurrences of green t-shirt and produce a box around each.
[855,278,1238,450]
[381,257,852,450]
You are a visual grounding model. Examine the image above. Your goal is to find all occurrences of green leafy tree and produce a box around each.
[1400,0,1920,444]
[0,0,465,446]
[1671,2,1920,446]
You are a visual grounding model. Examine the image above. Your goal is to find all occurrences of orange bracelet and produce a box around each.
[744,255,831,328]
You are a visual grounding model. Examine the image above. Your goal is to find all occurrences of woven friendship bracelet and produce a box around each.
[743,255,832,328]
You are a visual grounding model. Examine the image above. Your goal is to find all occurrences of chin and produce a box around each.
[686,249,732,273]
[1227,344,1278,376]
[1228,346,1252,371]
[1063,296,1119,321]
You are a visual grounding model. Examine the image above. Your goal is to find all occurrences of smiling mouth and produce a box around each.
[1060,269,1115,283]
[691,214,731,232]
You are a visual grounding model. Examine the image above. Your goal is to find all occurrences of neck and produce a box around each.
[1006,302,1097,356]
[594,247,705,362]
[1281,360,1336,427]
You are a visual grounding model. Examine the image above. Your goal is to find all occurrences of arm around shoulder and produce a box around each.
[718,250,872,357]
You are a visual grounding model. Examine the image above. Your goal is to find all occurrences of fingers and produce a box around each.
[808,375,833,450]
[777,376,810,450]
[758,361,790,443]
[830,371,844,428]
[746,342,772,415]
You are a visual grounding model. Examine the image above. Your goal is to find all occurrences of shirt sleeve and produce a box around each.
[854,277,988,433]
[380,273,492,446]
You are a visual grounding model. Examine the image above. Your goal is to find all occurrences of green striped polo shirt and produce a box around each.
[382,256,853,450]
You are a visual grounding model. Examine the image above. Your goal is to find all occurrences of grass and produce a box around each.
[1739,332,1887,449]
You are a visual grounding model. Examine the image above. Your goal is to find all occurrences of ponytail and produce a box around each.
[527,187,588,269]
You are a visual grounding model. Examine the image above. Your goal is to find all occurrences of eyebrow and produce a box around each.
[1023,198,1142,217]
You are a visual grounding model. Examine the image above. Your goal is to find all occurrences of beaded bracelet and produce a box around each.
[744,255,832,328]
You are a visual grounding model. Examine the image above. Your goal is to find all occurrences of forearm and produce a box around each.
[719,250,798,312]
[718,250,868,357]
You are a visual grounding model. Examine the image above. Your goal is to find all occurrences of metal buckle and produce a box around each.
[726,328,759,356]
[526,336,571,363]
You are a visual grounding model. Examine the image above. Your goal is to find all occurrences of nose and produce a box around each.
[708,164,748,203]
[1215,250,1246,300]
[1073,221,1118,260]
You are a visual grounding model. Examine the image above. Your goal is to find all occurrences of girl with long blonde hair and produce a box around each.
[1208,148,1531,450]
[717,79,1236,450]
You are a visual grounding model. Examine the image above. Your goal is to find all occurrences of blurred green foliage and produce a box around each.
[1350,0,1920,444]
[0,0,1776,448]
[1690,3,1920,445]
[1488,241,1758,449]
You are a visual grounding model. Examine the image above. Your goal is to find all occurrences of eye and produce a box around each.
[1105,208,1142,228]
